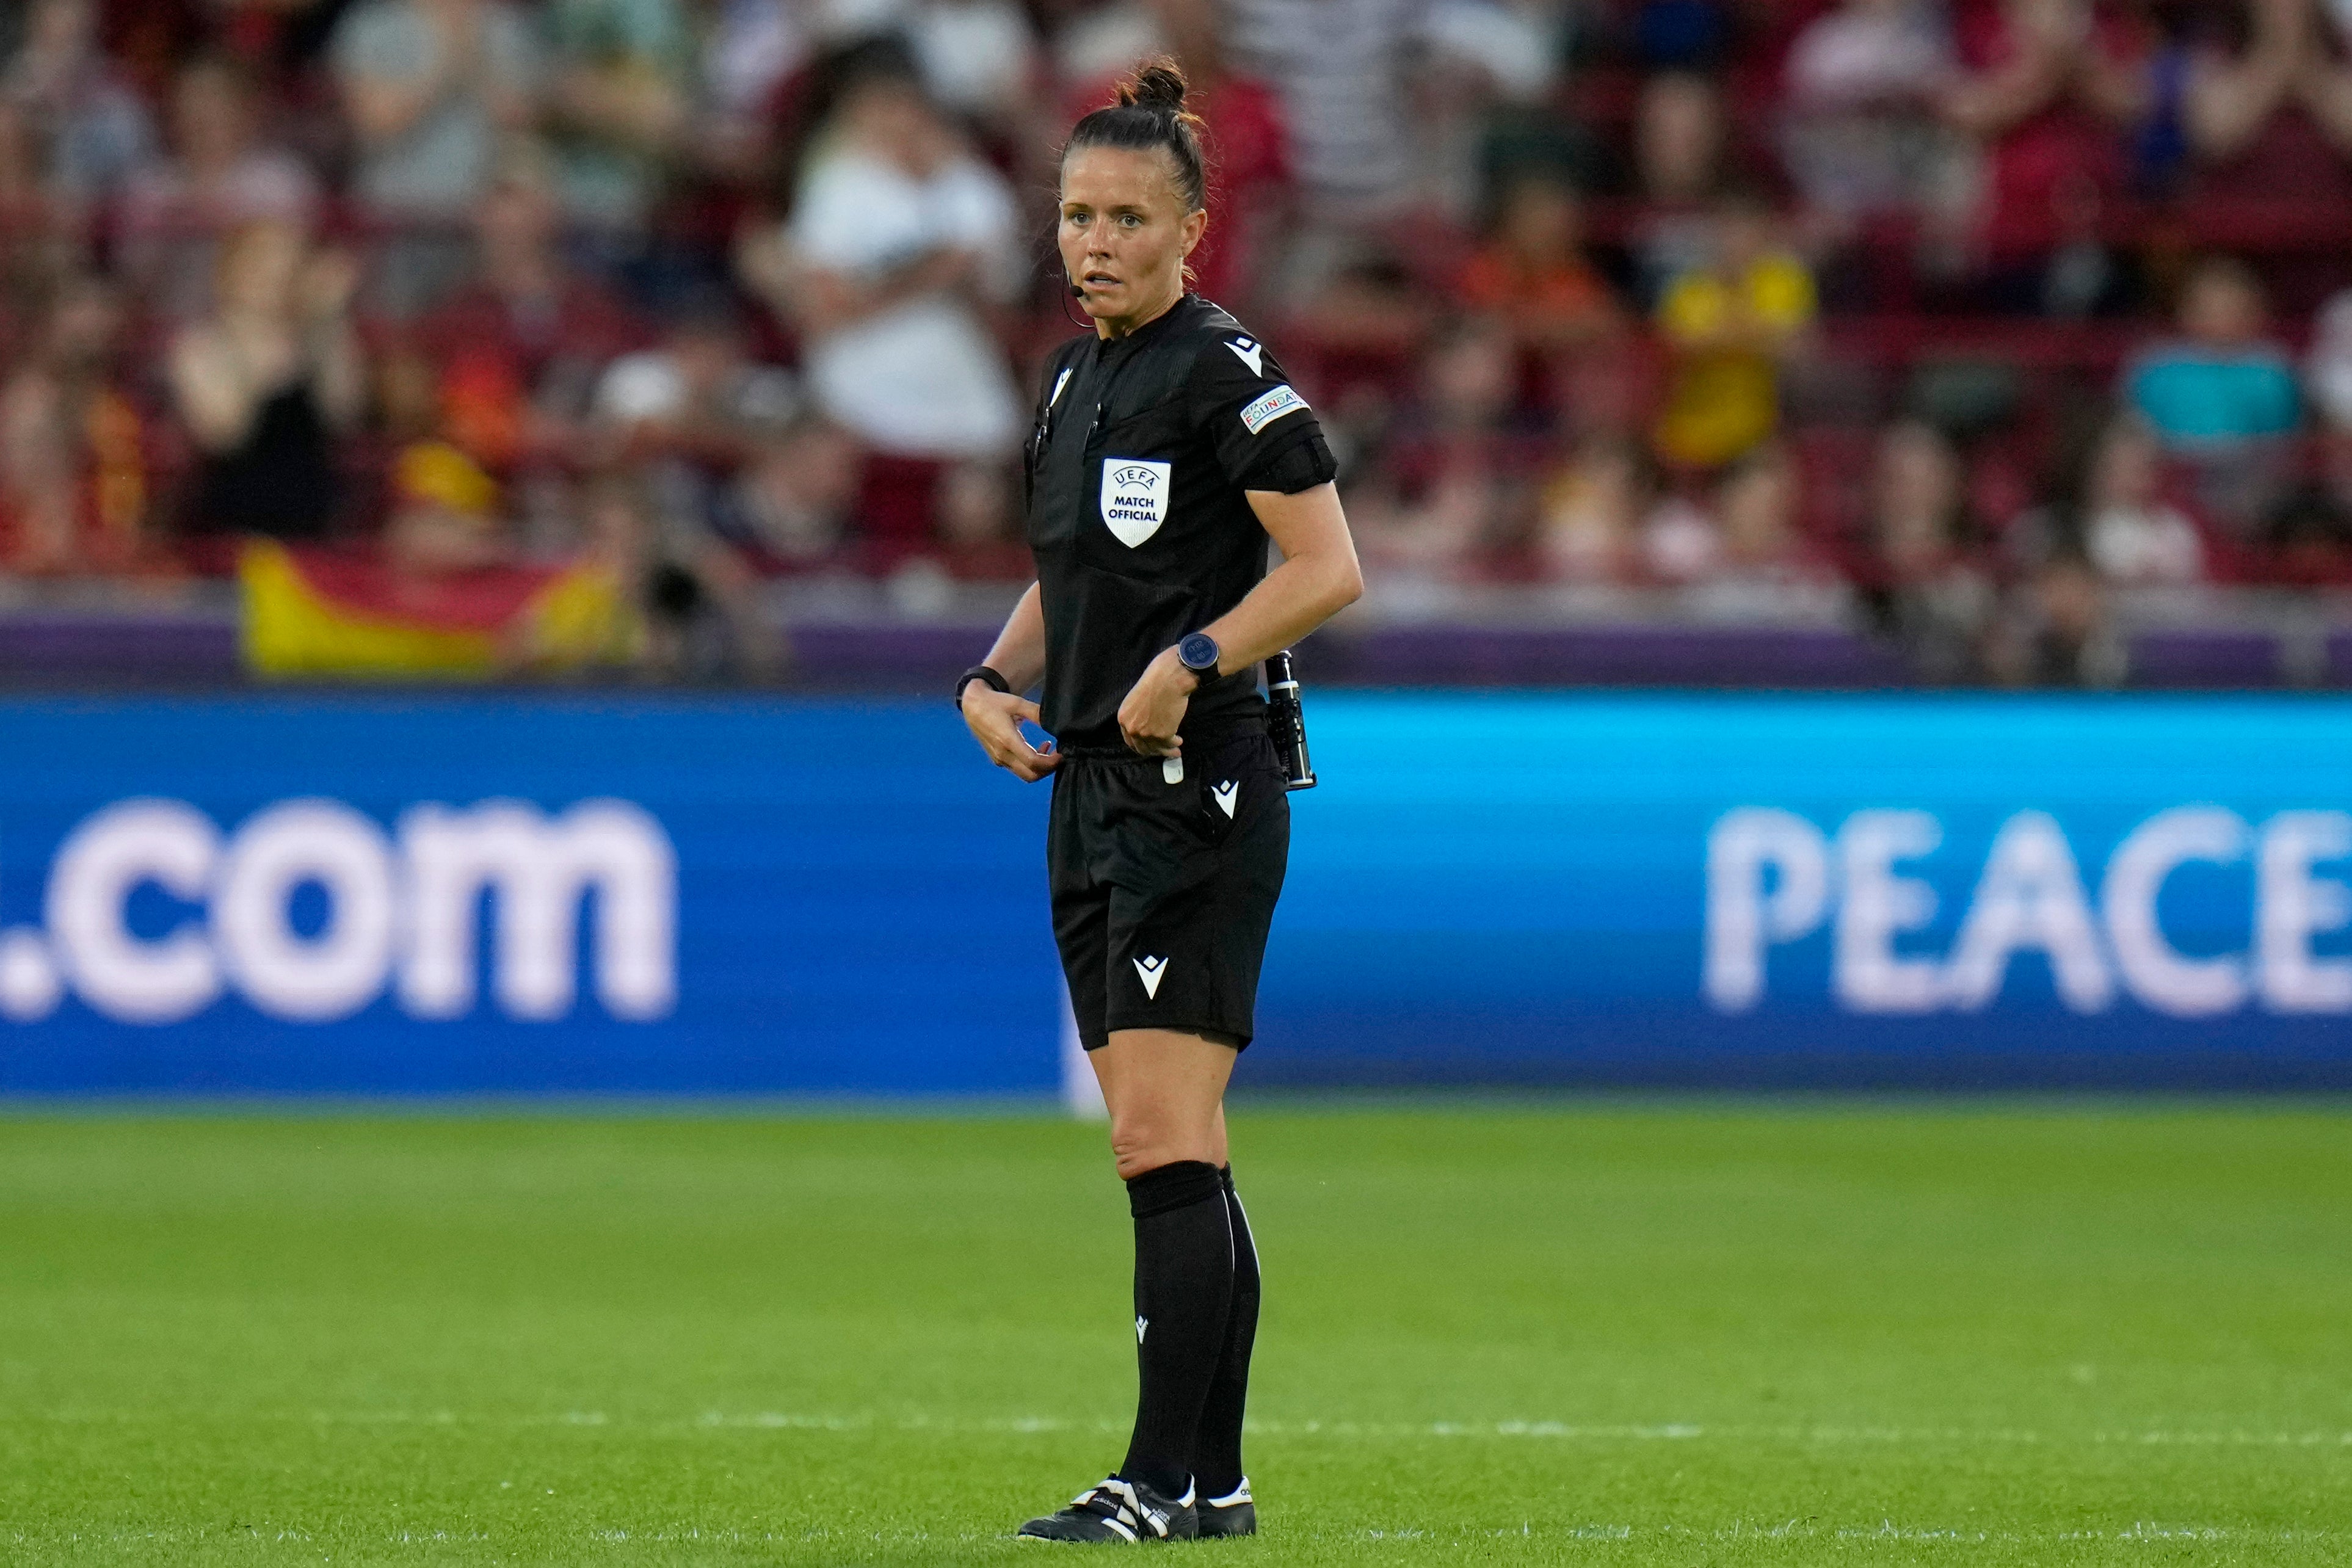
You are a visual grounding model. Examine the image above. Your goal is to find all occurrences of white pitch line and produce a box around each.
[15,1523,2352,1551]
[696,1413,2352,1449]
[24,1409,2352,1450]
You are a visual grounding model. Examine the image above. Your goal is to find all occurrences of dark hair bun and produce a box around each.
[1122,60,1188,114]
[1064,54,1210,212]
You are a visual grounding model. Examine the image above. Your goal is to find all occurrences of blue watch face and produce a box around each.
[1180,633,1219,672]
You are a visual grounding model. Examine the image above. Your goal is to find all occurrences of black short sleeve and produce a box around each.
[1184,330,1326,490]
[1249,434,1338,494]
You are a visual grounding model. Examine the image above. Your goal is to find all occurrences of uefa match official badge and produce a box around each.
[1100,459,1172,546]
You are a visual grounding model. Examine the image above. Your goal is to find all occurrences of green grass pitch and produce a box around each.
[2,1103,2348,1565]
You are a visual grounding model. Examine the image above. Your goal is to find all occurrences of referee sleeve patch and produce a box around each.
[1238,384,1308,435]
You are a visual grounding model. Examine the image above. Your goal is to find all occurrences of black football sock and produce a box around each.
[1192,1165,1260,1501]
[1118,1159,1233,1499]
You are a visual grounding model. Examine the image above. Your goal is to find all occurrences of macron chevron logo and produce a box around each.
[1226,338,1264,376]
[1133,955,1169,1000]
[1211,780,1239,818]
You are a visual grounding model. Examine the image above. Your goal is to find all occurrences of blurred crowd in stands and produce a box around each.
[12,0,2352,680]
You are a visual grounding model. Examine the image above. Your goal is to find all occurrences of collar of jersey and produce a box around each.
[1096,291,1202,358]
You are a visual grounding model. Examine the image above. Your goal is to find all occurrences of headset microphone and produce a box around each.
[1069,279,1085,297]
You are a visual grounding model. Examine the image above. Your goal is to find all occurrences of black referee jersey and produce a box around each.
[1025,292,1335,750]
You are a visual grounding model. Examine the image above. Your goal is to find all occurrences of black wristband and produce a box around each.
[956,664,1011,710]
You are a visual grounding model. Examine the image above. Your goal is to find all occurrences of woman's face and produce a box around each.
[2180,270,2263,346]
[173,66,250,167]
[1720,453,1793,561]
[1875,423,1958,572]
[1635,74,1721,203]
[47,280,118,367]
[1428,327,1513,426]
[221,222,303,315]
[1059,145,1205,329]
[2091,422,2158,507]
[1500,180,1577,263]
[29,0,92,58]
[844,79,942,176]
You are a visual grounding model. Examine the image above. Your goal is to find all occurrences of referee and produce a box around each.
[956,60,1362,1545]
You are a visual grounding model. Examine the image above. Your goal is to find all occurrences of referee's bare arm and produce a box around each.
[1116,482,1362,757]
[962,584,1061,782]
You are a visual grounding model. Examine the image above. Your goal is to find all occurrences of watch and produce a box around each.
[955,664,1010,710]
[1177,632,1221,677]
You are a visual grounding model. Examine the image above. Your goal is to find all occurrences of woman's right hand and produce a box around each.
[962,684,1059,782]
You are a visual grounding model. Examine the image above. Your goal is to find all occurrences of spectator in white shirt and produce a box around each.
[2006,415,2205,590]
[744,44,1022,460]
[2080,416,2207,586]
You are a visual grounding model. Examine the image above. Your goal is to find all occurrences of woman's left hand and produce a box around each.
[1117,647,1197,757]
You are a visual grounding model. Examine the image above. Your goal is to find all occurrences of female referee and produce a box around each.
[955,60,1362,1545]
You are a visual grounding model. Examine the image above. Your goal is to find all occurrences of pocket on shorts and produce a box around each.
[1182,733,1277,848]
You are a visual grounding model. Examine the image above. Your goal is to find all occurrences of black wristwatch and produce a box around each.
[1177,632,1221,679]
[956,664,1010,710]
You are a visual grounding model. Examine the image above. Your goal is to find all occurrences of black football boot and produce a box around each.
[1017,1476,1198,1544]
[1195,1479,1255,1538]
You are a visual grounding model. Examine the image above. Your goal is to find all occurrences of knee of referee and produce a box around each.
[1106,1106,1225,1183]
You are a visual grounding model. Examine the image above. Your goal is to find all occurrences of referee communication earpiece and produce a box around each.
[1058,269,1090,327]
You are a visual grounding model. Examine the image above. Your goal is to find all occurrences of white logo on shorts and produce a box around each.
[1100,459,1172,547]
[1133,954,1168,999]
[1211,780,1239,818]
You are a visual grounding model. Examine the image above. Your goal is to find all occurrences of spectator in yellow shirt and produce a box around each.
[1652,191,1817,470]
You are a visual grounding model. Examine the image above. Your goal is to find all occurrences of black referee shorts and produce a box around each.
[1048,727,1291,1051]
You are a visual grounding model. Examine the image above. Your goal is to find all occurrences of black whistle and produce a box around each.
[1265,648,1316,791]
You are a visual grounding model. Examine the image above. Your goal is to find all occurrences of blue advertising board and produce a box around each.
[1262,693,2352,1089]
[2,692,2350,1095]
[0,696,1059,1095]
